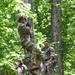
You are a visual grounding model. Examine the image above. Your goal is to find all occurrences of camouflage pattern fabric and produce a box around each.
[18,23,42,74]
[42,47,55,75]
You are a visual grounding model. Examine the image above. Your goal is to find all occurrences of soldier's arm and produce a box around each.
[20,24,28,30]
[50,47,55,57]
[22,64,28,71]
[19,23,31,34]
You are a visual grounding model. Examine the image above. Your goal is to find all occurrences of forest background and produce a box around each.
[0,0,75,75]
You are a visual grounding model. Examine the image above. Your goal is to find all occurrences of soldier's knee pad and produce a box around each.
[23,41,34,51]
[36,51,43,66]
[36,56,42,66]
[22,40,30,47]
[31,47,42,66]
[27,42,34,50]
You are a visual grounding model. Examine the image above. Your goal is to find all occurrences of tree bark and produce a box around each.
[51,0,64,75]
[25,0,36,43]
[21,0,39,75]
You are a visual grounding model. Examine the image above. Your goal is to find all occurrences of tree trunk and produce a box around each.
[24,0,36,43]
[27,1,41,75]
[21,0,39,75]
[51,0,64,75]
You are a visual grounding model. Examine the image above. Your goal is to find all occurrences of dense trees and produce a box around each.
[0,0,23,75]
[62,0,75,75]
[0,0,75,75]
[51,0,64,75]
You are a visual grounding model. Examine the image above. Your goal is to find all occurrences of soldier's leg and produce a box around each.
[22,40,34,52]
[23,40,42,75]
[24,50,31,63]
[22,40,42,74]
[23,40,42,66]
[30,47,42,69]
[30,48,43,75]
[22,40,37,65]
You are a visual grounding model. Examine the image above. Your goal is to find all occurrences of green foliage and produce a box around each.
[0,0,75,75]
[34,0,51,40]
[34,0,75,74]
[35,31,47,51]
[62,0,75,74]
[0,0,24,75]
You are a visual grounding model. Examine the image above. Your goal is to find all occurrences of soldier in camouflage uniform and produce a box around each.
[14,58,27,75]
[17,16,42,75]
[42,41,56,75]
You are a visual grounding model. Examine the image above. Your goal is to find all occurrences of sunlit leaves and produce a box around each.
[35,31,47,49]
[34,0,51,40]
[62,0,75,74]
[0,0,75,75]
[0,0,24,75]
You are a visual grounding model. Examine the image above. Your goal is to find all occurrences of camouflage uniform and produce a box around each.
[18,23,42,74]
[17,64,27,75]
[14,58,27,75]
[42,47,55,75]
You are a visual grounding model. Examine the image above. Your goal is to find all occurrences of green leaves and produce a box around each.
[0,0,24,75]
[62,0,75,74]
[0,0,75,75]
[34,0,75,74]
